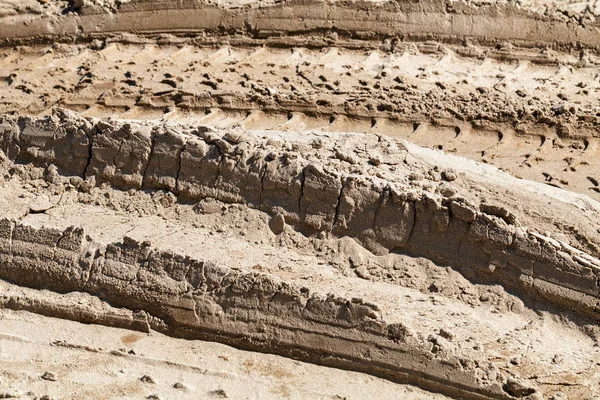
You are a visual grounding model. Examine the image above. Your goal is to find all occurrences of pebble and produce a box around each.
[439,328,455,341]
[140,374,156,384]
[311,138,324,149]
[335,150,359,165]
[408,172,424,181]
[502,377,536,397]
[369,156,382,166]
[45,164,59,184]
[442,169,457,182]
[355,266,370,279]
[41,371,58,381]
[269,213,286,235]
[79,176,96,193]
[437,183,457,197]
[209,389,228,398]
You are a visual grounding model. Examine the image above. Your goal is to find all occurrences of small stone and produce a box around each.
[194,198,222,215]
[504,213,519,225]
[479,203,509,218]
[427,169,441,182]
[427,335,443,354]
[158,192,176,208]
[79,176,96,193]
[408,172,424,181]
[140,374,156,384]
[326,31,339,41]
[69,176,83,188]
[355,266,370,279]
[381,38,393,52]
[552,103,567,115]
[552,354,564,364]
[437,183,457,198]
[173,382,186,389]
[387,323,410,342]
[442,169,457,181]
[45,164,59,184]
[369,156,382,166]
[90,39,105,50]
[268,213,286,235]
[557,124,571,137]
[439,328,455,341]
[502,377,536,398]
[209,389,228,398]
[428,282,440,293]
[41,371,58,381]
[25,146,38,158]
[223,130,249,144]
[311,138,324,149]
[335,149,359,165]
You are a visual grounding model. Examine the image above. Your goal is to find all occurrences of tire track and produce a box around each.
[1,42,599,200]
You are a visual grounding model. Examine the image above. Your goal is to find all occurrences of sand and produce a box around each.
[1,1,600,399]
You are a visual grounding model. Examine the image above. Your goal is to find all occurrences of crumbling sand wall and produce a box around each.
[0,216,512,399]
[2,111,599,322]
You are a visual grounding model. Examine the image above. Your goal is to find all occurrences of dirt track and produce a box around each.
[1,1,600,399]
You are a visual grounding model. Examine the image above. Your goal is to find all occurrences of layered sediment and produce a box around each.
[2,1,600,399]
[0,216,508,399]
[1,110,600,399]
[2,111,600,314]
[4,0,600,52]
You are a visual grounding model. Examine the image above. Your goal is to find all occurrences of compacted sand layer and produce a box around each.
[1,1,600,399]
[1,306,452,400]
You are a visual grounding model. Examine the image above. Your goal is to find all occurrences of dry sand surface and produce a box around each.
[1,306,451,400]
[1,1,600,399]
